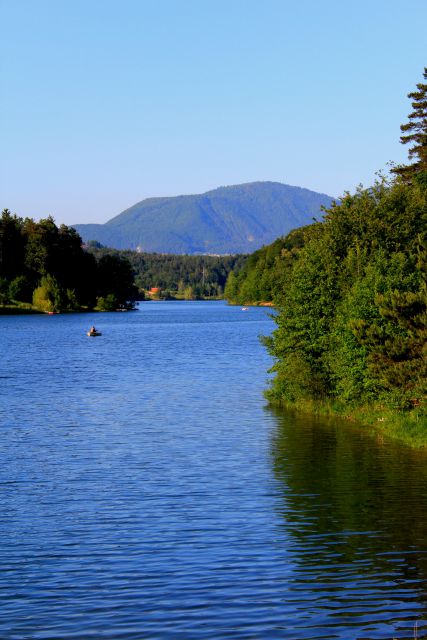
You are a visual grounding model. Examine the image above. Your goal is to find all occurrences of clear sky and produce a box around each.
[1,0,426,226]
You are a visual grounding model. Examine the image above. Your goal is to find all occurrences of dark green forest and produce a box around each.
[0,214,137,312]
[86,243,246,299]
[226,68,427,436]
[224,227,307,305]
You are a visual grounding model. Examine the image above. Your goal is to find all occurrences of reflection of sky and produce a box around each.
[269,408,427,638]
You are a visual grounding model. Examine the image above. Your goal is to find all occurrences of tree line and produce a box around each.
[224,227,306,305]
[0,214,137,312]
[87,243,247,300]
[226,67,427,426]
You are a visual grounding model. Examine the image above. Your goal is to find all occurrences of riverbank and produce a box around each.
[267,396,427,448]
[0,303,138,315]
[0,304,44,315]
[226,300,275,307]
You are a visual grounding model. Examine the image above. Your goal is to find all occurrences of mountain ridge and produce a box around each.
[73,181,335,254]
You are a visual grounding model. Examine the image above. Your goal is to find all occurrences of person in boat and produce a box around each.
[89,325,97,334]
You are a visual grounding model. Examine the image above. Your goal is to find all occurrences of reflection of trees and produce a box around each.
[268,407,427,635]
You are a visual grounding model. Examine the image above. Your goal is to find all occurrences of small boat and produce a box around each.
[241,307,248,311]
[87,327,102,336]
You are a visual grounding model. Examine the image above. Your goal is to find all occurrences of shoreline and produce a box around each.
[266,396,427,449]
[226,300,275,307]
[0,298,228,315]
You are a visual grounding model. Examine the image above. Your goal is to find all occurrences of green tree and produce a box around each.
[0,277,10,305]
[96,253,137,305]
[183,285,194,300]
[0,209,25,281]
[352,247,427,409]
[24,216,58,280]
[393,67,427,183]
[9,275,33,303]
[266,227,339,403]
[32,274,64,312]
[96,293,119,311]
[224,271,239,302]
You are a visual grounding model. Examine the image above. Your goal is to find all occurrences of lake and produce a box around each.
[1,301,427,639]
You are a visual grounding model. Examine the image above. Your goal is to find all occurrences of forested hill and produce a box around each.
[73,182,333,254]
[224,226,308,305]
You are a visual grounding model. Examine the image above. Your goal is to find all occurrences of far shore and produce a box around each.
[0,298,277,315]
[0,298,224,315]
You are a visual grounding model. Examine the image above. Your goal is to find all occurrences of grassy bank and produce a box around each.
[0,302,139,315]
[267,396,427,448]
[0,303,44,315]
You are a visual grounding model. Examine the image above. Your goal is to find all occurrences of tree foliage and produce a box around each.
[224,227,307,305]
[264,177,426,415]
[87,244,246,299]
[393,67,427,183]
[0,211,137,312]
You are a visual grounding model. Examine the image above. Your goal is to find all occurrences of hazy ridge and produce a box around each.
[73,181,334,254]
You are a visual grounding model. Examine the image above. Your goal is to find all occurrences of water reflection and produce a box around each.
[269,407,427,638]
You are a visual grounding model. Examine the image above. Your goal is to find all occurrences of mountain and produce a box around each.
[73,182,334,254]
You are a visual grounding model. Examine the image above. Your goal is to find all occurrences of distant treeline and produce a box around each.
[0,212,136,312]
[224,227,306,305]
[87,242,247,299]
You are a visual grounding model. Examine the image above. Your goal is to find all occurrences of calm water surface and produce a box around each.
[1,301,427,639]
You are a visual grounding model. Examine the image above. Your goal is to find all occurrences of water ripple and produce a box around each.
[1,302,427,639]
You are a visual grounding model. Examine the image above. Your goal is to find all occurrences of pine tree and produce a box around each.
[393,67,427,182]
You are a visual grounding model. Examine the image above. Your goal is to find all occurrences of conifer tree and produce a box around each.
[393,67,427,182]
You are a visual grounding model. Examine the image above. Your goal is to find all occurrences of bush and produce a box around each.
[0,278,10,305]
[96,294,118,311]
[33,284,54,312]
[9,275,33,303]
[32,274,63,312]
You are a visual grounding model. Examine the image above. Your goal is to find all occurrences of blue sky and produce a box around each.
[1,0,426,225]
